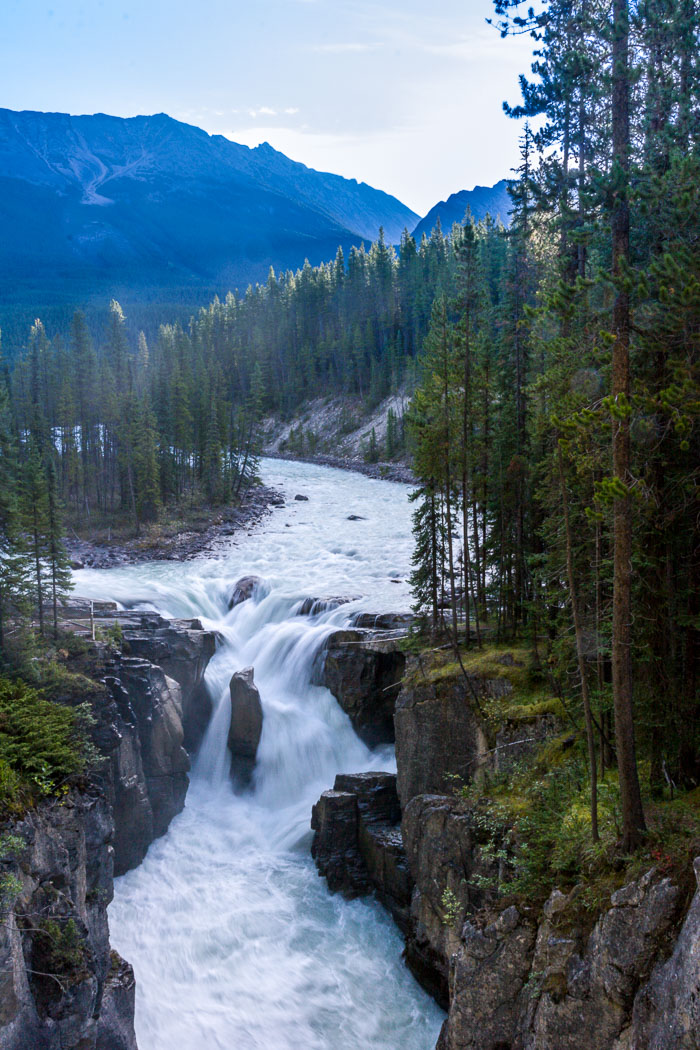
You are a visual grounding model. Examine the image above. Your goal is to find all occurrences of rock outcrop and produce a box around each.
[437,864,686,1050]
[227,668,264,785]
[57,604,217,874]
[394,664,497,807]
[118,612,216,751]
[0,791,136,1050]
[401,794,501,1006]
[312,630,406,745]
[311,773,412,931]
[296,595,360,617]
[102,660,189,873]
[351,612,415,631]
[616,857,700,1050]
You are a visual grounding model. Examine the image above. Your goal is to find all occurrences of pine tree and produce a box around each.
[0,379,32,655]
[45,456,73,637]
[22,440,49,637]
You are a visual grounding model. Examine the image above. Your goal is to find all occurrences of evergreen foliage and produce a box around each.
[407,0,699,851]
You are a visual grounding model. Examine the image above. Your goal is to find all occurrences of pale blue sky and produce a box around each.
[1,0,536,214]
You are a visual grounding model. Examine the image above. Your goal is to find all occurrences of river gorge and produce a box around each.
[73,458,445,1050]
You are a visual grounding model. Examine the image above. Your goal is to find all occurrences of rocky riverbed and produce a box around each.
[66,485,284,569]
[266,450,415,485]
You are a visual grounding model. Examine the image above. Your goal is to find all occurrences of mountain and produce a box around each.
[412,180,511,239]
[0,108,418,347]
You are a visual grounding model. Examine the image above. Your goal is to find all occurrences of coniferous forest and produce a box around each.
[1,0,698,867]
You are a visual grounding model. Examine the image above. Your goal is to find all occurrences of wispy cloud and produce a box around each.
[312,42,383,54]
[246,105,299,119]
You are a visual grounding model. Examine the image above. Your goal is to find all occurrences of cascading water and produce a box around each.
[74,459,444,1050]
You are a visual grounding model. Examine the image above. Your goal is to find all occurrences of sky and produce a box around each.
[1,0,537,216]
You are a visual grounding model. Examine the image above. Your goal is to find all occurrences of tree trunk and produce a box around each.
[611,0,646,851]
[559,446,599,840]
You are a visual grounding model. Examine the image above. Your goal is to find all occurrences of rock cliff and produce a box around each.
[311,629,406,745]
[81,606,217,874]
[0,791,136,1050]
[311,645,700,1050]
[0,600,217,1049]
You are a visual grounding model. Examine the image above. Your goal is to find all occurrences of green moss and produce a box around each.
[403,643,561,732]
[499,698,565,723]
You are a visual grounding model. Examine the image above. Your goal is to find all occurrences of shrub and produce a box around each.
[0,678,97,813]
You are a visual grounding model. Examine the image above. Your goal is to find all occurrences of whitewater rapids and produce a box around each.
[73,458,444,1050]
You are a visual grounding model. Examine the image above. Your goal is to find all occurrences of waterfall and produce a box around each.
[74,458,444,1050]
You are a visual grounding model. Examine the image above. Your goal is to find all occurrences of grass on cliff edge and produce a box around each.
[407,642,700,929]
[401,642,566,727]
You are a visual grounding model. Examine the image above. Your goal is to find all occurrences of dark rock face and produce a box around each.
[312,631,405,745]
[70,607,216,875]
[394,668,494,807]
[401,794,501,1007]
[440,905,536,1050]
[436,866,685,1050]
[619,857,700,1050]
[311,773,412,930]
[120,615,216,752]
[228,668,263,785]
[96,954,138,1050]
[102,660,189,874]
[227,575,263,610]
[0,792,136,1050]
[118,661,189,847]
[311,790,369,896]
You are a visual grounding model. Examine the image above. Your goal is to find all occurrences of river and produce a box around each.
[73,458,444,1050]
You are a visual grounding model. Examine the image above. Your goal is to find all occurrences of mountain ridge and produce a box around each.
[0,107,419,346]
[412,179,511,239]
[0,108,419,242]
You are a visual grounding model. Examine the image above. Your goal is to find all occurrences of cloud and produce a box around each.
[419,31,518,62]
[312,42,383,53]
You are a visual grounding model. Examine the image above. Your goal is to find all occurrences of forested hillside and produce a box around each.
[5,223,462,541]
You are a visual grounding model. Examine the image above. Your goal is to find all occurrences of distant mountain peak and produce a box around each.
[413,180,511,239]
[0,107,420,344]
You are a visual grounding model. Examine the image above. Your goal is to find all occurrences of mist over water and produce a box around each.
[74,460,444,1050]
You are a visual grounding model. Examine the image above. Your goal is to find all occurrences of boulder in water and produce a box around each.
[294,493,309,501]
[228,667,263,785]
[228,575,262,609]
[296,594,361,616]
[351,611,414,630]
